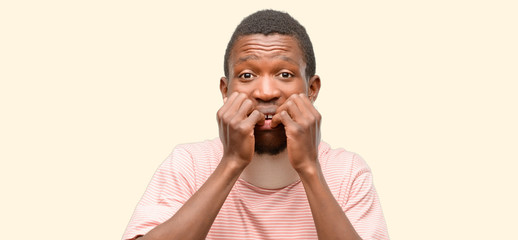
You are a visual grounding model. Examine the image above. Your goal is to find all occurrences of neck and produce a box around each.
[240,150,300,189]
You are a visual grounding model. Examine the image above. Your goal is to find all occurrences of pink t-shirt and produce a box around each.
[123,138,389,239]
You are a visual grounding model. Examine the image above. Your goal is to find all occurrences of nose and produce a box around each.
[251,76,281,102]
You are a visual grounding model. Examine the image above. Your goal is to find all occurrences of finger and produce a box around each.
[226,91,239,104]
[277,110,297,129]
[275,100,288,115]
[271,95,300,128]
[287,94,320,127]
[255,113,266,126]
[284,96,303,121]
[292,94,316,122]
[271,101,288,128]
[270,113,282,128]
[298,94,322,128]
[218,92,239,119]
[235,98,255,119]
[224,93,248,119]
[242,110,265,128]
[299,93,319,116]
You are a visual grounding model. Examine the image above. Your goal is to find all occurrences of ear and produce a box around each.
[308,75,321,102]
[220,77,229,100]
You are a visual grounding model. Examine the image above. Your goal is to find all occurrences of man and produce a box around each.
[123,10,388,240]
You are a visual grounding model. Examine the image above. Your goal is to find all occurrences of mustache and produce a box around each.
[255,100,279,110]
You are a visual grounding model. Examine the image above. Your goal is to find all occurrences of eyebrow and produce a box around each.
[235,55,259,65]
[278,56,299,65]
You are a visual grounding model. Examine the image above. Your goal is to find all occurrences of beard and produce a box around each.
[253,126,287,155]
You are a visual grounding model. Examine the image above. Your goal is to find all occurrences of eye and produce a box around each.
[238,72,254,80]
[279,72,294,79]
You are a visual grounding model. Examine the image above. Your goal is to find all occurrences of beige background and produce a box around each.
[1,1,517,239]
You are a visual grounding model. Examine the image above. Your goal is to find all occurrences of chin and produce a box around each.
[254,128,287,155]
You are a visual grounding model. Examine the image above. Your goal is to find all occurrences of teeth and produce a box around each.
[265,114,273,120]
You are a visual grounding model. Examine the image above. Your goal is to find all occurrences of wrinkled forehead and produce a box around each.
[229,34,305,64]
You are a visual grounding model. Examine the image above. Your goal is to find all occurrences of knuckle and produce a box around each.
[223,113,235,123]
[238,92,247,99]
[236,124,249,133]
[293,125,304,134]
[300,120,310,129]
[243,99,252,107]
[250,110,261,119]
[229,117,240,127]
[217,110,224,119]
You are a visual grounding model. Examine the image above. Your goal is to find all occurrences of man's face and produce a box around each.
[220,34,320,155]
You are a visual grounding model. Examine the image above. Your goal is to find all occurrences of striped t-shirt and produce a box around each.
[123,138,389,239]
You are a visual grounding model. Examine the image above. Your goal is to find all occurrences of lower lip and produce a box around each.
[256,119,273,130]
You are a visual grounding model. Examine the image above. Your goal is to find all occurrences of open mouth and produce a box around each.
[255,113,276,131]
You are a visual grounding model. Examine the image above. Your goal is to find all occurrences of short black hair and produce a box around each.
[224,10,316,80]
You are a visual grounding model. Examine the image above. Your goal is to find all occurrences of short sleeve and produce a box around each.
[122,146,196,240]
[342,154,389,240]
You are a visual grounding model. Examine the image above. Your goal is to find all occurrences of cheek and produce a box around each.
[280,81,308,94]
[227,84,254,96]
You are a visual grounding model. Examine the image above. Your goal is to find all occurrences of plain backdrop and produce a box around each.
[1,1,517,239]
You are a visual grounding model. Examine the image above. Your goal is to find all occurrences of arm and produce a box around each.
[140,92,264,240]
[272,93,361,240]
[299,163,362,240]
[140,156,244,240]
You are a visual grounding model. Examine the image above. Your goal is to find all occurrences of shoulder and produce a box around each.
[318,141,373,194]
[163,138,223,168]
[172,138,223,160]
[163,138,223,184]
[162,138,221,162]
[318,141,371,176]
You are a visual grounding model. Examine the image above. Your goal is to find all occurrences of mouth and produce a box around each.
[254,111,276,131]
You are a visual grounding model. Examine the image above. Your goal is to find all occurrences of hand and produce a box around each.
[217,92,265,168]
[271,93,321,173]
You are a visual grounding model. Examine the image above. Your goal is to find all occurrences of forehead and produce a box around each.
[230,34,304,62]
